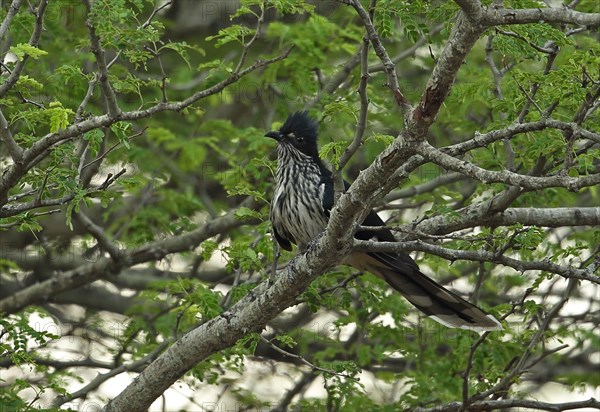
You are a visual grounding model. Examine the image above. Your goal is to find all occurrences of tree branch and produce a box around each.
[443,119,599,157]
[453,0,483,22]
[0,168,126,218]
[484,207,600,227]
[417,140,600,191]
[410,12,484,130]
[348,0,410,107]
[369,24,444,73]
[82,0,121,117]
[0,0,23,42]
[482,7,600,28]
[337,38,369,172]
[414,397,600,412]
[259,335,356,379]
[0,0,48,99]
[74,211,123,261]
[53,341,169,407]
[353,239,599,284]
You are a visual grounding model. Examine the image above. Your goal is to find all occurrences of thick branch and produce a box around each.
[482,7,600,28]
[417,141,600,191]
[410,13,484,131]
[485,207,600,227]
[453,0,483,22]
[103,223,349,411]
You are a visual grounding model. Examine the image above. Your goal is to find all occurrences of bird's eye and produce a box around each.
[296,136,304,143]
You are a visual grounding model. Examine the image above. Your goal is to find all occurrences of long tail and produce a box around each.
[346,252,502,332]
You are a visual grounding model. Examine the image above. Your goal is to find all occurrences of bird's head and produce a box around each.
[265,111,319,160]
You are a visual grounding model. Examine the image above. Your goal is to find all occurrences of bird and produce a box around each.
[265,111,502,332]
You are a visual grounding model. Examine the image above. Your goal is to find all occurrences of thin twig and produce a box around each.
[259,335,358,380]
[516,42,559,123]
[337,38,370,172]
[514,78,545,116]
[98,167,127,190]
[471,279,578,402]
[461,329,493,408]
[369,24,444,73]
[353,239,600,284]
[35,165,54,205]
[82,127,147,170]
[484,35,503,99]
[495,28,559,54]
[52,341,169,407]
[82,0,121,117]
[0,209,61,229]
[76,141,91,184]
[304,46,362,110]
[233,1,266,75]
[141,0,172,29]
[74,211,124,261]
[76,76,98,121]
[347,0,410,108]
[17,91,45,108]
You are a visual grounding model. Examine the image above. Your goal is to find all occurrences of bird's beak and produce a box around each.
[265,131,282,141]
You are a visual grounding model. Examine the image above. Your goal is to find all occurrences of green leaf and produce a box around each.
[46,102,75,132]
[83,129,104,156]
[206,25,254,47]
[234,207,263,220]
[14,75,44,93]
[161,41,205,68]
[275,333,297,348]
[319,141,347,169]
[9,43,48,61]
[366,133,395,145]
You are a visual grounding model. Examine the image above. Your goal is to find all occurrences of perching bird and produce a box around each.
[266,111,502,332]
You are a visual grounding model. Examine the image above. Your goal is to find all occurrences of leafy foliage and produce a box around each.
[0,0,598,410]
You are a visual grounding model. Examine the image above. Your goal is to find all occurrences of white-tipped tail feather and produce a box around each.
[347,253,503,332]
[430,314,503,332]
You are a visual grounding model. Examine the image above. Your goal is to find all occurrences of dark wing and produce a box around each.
[273,225,293,251]
[320,172,420,271]
[320,173,397,242]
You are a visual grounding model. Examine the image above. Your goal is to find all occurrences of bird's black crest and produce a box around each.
[280,111,318,144]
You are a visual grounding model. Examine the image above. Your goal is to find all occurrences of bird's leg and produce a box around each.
[269,238,280,286]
